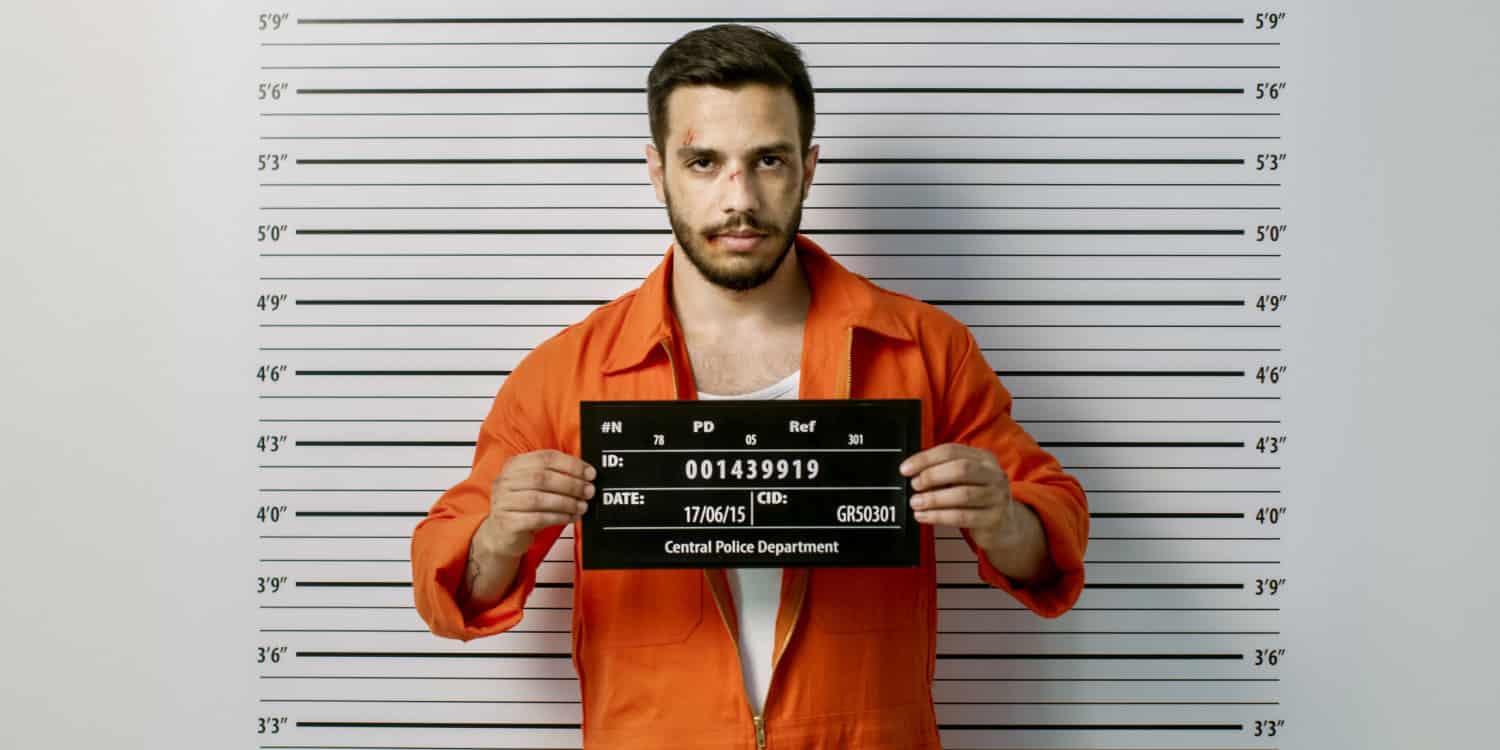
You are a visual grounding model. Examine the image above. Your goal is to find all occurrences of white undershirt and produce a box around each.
[697,369,798,715]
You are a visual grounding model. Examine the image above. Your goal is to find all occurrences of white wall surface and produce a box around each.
[1,1,1495,747]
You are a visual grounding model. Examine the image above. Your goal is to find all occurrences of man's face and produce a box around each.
[647,83,819,291]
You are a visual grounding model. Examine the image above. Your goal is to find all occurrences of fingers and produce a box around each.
[490,450,599,532]
[911,505,1001,529]
[499,465,595,502]
[910,483,992,512]
[498,500,581,532]
[514,449,597,482]
[909,456,1001,493]
[899,443,994,478]
[496,486,591,516]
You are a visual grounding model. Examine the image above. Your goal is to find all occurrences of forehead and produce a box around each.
[663,83,799,146]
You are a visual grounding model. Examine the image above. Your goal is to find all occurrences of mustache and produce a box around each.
[708,218,771,235]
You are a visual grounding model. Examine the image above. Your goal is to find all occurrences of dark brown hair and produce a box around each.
[646,24,815,158]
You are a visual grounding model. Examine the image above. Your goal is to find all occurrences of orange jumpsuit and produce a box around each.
[412,234,1089,748]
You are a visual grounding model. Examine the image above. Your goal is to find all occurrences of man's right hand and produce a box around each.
[459,450,596,614]
[478,449,597,557]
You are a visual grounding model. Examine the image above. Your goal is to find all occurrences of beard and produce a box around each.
[665,181,804,292]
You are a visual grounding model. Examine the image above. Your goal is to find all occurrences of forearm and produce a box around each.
[457,515,526,615]
[975,501,1057,586]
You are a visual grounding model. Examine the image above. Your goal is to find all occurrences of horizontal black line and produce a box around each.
[291,298,1248,306]
[261,252,1282,258]
[260,673,580,679]
[267,696,578,703]
[295,649,1249,660]
[967,324,1277,327]
[262,464,468,468]
[298,17,1247,25]
[262,559,1284,566]
[256,396,1283,403]
[1068,462,1278,468]
[263,206,1280,211]
[260,560,410,563]
[260,182,1282,187]
[256,397,1281,404]
[300,650,555,657]
[284,581,1257,592]
[297,156,1245,165]
[996,370,1246,376]
[1090,537,1279,541]
[296,228,1245,236]
[290,719,1243,731]
[259,394,493,397]
[265,64,1283,70]
[260,418,1281,423]
[941,723,1242,731]
[1087,490,1281,493]
[256,628,1280,636]
[298,86,1244,95]
[296,511,427,517]
[262,698,1280,706]
[1045,441,1247,447]
[1025,418,1278,422]
[296,370,511,376]
[296,581,412,588]
[1092,512,1245,519]
[262,675,1276,684]
[295,440,474,446]
[264,110,1282,117]
[261,464,1276,470]
[945,583,1248,590]
[938,652,1244,659]
[263,674,1275,682]
[299,720,577,729]
[939,607,1281,611]
[1044,462,1278,468]
[259,347,1283,353]
[263,42,1280,48]
[267,136,1281,142]
[287,369,1256,377]
[1084,583,1247,590]
[265,278,1281,284]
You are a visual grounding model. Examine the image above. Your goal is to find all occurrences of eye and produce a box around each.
[688,158,713,170]
[760,155,785,167]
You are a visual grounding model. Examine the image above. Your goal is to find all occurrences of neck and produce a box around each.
[668,238,812,338]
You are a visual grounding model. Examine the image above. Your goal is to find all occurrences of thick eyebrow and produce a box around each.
[675,141,798,162]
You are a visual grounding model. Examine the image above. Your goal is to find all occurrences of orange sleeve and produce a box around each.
[410,359,566,641]
[939,327,1089,618]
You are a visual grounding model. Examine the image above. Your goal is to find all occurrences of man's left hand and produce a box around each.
[899,442,1017,552]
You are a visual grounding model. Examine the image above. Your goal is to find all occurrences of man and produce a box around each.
[411,23,1087,749]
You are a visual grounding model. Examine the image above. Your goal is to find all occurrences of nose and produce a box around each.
[719,160,760,216]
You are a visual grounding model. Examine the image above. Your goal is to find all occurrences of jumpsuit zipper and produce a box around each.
[753,325,855,748]
[663,338,765,747]
[660,326,855,749]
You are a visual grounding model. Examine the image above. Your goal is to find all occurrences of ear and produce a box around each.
[646,142,666,203]
[801,143,820,199]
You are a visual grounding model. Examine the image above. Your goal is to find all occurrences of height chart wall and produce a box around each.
[251,3,1293,748]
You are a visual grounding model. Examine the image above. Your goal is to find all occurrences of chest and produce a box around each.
[685,329,803,396]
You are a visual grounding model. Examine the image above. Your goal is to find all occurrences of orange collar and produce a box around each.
[601,234,915,375]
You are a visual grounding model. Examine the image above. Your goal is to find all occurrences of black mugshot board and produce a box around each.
[579,399,921,569]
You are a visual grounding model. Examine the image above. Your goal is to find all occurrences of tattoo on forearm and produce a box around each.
[463,555,483,600]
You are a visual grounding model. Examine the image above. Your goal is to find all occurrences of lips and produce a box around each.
[710,231,766,251]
